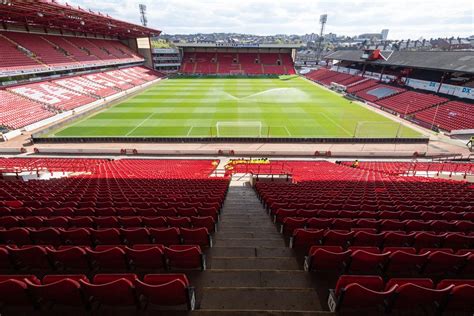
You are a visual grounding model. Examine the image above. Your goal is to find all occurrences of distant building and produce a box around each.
[152,48,181,73]
[381,29,389,40]
[358,33,382,40]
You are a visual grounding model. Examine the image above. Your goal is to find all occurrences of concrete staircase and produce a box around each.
[184,179,333,315]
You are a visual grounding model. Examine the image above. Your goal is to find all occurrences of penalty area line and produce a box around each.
[125,112,155,136]
[186,126,194,136]
[320,113,352,137]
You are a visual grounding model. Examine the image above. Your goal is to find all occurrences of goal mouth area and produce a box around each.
[216,121,263,138]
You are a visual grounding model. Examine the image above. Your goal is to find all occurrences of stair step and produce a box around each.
[215,231,282,239]
[200,287,322,311]
[207,246,294,258]
[219,219,275,228]
[216,227,279,234]
[209,257,300,270]
[214,238,286,247]
[200,184,324,313]
[189,270,313,288]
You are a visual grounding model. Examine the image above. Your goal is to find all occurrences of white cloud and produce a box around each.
[64,0,474,39]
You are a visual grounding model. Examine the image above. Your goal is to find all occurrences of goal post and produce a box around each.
[216,121,263,138]
[353,121,405,138]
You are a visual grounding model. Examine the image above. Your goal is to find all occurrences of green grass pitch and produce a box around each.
[50,76,423,138]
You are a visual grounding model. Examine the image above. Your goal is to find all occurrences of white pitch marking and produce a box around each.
[284,126,292,136]
[125,112,156,136]
[186,126,194,137]
[320,112,352,137]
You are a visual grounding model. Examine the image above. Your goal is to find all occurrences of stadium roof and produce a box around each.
[0,0,161,38]
[176,43,303,49]
[326,50,474,74]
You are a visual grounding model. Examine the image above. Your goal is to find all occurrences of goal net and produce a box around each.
[353,121,406,138]
[216,121,263,137]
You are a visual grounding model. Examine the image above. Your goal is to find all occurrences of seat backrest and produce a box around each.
[383,247,416,254]
[348,246,380,254]
[43,274,89,284]
[26,278,84,306]
[0,279,32,305]
[135,277,188,306]
[391,282,453,308]
[335,275,384,296]
[93,273,138,284]
[386,278,434,290]
[79,278,137,306]
[143,273,189,286]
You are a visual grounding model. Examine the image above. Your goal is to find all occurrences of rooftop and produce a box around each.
[0,0,161,38]
[326,50,474,74]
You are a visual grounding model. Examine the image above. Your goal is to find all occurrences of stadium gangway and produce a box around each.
[431,154,464,162]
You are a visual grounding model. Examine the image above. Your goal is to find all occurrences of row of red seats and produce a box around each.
[304,69,367,87]
[0,227,212,247]
[274,209,474,221]
[328,275,473,313]
[6,66,161,112]
[0,90,54,130]
[0,244,205,272]
[346,79,380,93]
[304,68,334,82]
[180,52,295,75]
[340,161,474,176]
[266,198,473,214]
[315,230,473,254]
[291,229,474,251]
[0,31,143,75]
[413,100,474,132]
[302,68,473,132]
[0,33,44,72]
[376,90,449,115]
[0,215,216,231]
[0,158,107,174]
[0,66,162,130]
[0,273,195,311]
[282,217,474,235]
[0,204,221,217]
[305,245,473,276]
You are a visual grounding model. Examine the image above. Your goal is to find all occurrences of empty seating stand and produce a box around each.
[0,158,228,312]
[302,68,473,132]
[248,159,474,313]
[0,66,162,131]
[304,69,367,88]
[0,31,144,76]
[0,273,195,311]
[0,90,54,130]
[376,90,449,115]
[413,100,474,132]
[328,275,473,314]
[180,52,295,75]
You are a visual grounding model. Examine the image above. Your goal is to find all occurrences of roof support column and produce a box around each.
[379,66,386,81]
[437,72,447,93]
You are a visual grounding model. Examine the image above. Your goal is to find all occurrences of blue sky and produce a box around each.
[65,0,473,39]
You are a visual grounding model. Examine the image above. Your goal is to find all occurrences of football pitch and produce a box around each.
[51,76,423,138]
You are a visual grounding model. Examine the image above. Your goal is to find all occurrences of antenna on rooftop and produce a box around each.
[316,14,328,63]
[139,4,147,27]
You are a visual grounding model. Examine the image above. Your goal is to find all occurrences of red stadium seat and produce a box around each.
[126,246,165,270]
[135,274,195,310]
[79,275,139,308]
[165,245,205,270]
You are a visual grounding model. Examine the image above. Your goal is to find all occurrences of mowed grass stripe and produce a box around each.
[51,77,423,138]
